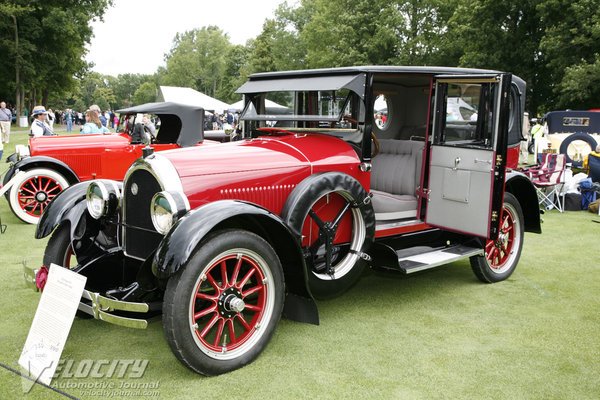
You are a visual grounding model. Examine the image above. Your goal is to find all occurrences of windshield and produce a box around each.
[240,89,362,131]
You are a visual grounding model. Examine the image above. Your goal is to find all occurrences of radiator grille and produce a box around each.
[123,169,163,260]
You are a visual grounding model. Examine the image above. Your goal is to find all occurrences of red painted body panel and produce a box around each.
[30,133,184,181]
[163,133,370,216]
[375,222,432,238]
[506,145,519,170]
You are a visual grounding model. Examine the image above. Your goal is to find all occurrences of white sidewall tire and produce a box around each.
[9,168,70,224]
[162,230,285,376]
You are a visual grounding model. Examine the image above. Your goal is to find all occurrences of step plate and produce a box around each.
[398,244,484,274]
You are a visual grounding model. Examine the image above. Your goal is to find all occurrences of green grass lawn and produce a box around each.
[0,132,599,399]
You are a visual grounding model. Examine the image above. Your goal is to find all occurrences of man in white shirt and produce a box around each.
[0,101,12,144]
[30,106,55,137]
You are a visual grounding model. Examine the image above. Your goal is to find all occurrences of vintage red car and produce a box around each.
[1,102,224,224]
[26,66,540,376]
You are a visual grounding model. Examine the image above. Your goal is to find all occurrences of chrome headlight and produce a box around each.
[150,191,189,235]
[86,181,121,219]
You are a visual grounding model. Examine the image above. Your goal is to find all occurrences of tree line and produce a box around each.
[1,0,599,116]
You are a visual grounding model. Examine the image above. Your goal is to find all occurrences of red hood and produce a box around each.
[30,133,130,156]
[162,133,360,178]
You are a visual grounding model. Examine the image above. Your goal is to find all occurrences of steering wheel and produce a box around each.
[371,132,380,158]
[257,127,295,136]
[144,125,157,144]
[343,115,359,124]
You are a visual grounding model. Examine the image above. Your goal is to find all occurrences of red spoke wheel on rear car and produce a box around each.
[163,230,284,376]
[470,192,524,283]
[8,168,69,224]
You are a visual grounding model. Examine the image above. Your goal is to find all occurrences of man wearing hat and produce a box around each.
[31,106,55,137]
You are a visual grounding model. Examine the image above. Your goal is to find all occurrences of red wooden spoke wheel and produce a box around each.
[163,230,284,376]
[470,192,524,283]
[485,205,517,272]
[8,168,69,224]
[190,251,269,354]
[18,175,63,217]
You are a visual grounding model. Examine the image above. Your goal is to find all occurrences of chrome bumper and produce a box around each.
[23,264,149,329]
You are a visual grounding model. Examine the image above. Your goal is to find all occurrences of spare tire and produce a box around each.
[281,172,375,299]
[559,132,598,168]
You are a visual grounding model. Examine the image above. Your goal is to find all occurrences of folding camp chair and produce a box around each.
[526,153,567,212]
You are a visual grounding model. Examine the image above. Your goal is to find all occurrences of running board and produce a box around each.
[397,244,483,274]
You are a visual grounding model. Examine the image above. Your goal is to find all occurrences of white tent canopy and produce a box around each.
[229,99,287,112]
[159,86,231,113]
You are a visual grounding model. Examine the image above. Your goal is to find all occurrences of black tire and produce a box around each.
[470,192,524,283]
[559,132,598,168]
[43,223,92,318]
[162,229,285,376]
[43,222,77,269]
[528,140,534,154]
[281,172,375,299]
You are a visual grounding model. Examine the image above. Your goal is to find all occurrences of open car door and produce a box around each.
[425,73,512,240]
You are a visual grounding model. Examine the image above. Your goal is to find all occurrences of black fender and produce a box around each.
[35,181,90,239]
[152,200,312,300]
[6,156,80,185]
[36,180,123,239]
[6,153,18,164]
[505,170,541,234]
[2,162,16,198]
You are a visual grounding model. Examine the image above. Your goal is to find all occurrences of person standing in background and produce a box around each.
[89,104,107,127]
[47,108,55,129]
[30,106,55,137]
[0,101,12,143]
[65,109,73,132]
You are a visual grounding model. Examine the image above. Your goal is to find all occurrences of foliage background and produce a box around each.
[1,0,599,115]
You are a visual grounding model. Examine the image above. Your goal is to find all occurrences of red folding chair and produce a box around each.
[526,153,567,212]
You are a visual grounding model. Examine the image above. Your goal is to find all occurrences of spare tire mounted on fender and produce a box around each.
[281,172,375,299]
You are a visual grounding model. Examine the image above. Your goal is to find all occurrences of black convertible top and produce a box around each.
[117,102,204,147]
[237,65,526,97]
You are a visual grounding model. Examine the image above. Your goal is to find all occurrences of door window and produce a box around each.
[435,82,497,148]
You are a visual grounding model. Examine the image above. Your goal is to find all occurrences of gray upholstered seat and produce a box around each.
[370,139,424,220]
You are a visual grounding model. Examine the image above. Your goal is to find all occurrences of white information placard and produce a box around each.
[19,263,87,386]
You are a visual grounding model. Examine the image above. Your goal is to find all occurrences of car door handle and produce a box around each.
[453,157,461,170]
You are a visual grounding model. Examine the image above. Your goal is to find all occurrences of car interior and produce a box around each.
[123,113,180,145]
[369,75,431,223]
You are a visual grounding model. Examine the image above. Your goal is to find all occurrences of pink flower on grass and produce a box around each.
[36,265,49,291]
